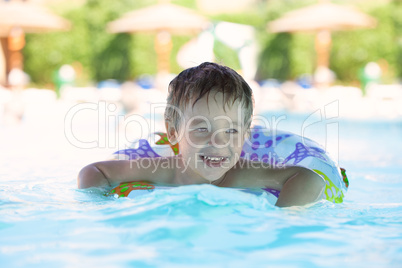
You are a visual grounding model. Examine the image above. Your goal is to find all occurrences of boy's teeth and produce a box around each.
[204,156,224,161]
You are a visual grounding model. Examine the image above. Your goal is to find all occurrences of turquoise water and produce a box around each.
[1,110,402,267]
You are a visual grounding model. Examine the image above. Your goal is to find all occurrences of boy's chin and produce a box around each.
[202,172,227,183]
[203,177,218,183]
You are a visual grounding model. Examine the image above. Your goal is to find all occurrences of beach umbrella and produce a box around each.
[107,1,209,74]
[0,1,71,85]
[0,1,70,36]
[267,1,376,70]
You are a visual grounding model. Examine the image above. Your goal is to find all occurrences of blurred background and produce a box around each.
[1,0,402,126]
[2,2,402,266]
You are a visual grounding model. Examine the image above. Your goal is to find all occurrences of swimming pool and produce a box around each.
[1,104,401,267]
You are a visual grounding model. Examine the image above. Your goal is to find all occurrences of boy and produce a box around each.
[78,62,324,207]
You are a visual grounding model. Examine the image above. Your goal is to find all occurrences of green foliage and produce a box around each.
[330,2,400,82]
[391,0,402,78]
[24,0,144,86]
[258,0,402,83]
[290,34,315,77]
[256,33,291,80]
[213,40,241,71]
[21,0,402,87]
[93,33,132,81]
[130,34,157,76]
[257,0,317,81]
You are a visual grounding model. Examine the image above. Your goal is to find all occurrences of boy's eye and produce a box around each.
[226,129,238,134]
[196,128,208,132]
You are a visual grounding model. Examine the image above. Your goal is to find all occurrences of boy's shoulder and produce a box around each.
[125,156,178,184]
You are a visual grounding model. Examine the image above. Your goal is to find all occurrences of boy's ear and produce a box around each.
[165,121,179,145]
[245,128,251,140]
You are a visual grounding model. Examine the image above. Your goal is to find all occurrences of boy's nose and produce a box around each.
[209,130,229,147]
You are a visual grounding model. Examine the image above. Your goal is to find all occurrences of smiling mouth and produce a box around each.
[199,155,229,167]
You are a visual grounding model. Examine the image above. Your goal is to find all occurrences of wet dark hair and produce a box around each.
[165,62,254,131]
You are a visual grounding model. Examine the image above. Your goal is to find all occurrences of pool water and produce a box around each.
[1,105,402,267]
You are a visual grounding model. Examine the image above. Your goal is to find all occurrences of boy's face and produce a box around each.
[177,92,247,183]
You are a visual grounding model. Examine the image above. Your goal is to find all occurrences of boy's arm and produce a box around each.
[78,162,111,189]
[78,160,148,189]
[275,168,325,207]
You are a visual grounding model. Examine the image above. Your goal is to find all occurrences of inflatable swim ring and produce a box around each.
[108,128,349,203]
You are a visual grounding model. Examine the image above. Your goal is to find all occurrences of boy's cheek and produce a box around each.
[230,136,245,149]
[188,136,207,146]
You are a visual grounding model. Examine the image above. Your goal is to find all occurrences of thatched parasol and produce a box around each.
[107,2,209,74]
[0,1,71,85]
[0,1,70,37]
[267,1,376,71]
